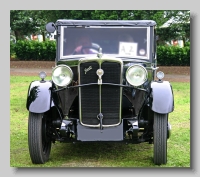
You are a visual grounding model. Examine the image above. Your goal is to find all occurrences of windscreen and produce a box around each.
[61,26,149,59]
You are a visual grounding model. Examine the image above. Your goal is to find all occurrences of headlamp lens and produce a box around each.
[52,65,73,87]
[126,65,148,86]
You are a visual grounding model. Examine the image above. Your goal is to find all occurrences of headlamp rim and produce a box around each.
[126,64,148,86]
[39,71,47,79]
[156,71,165,80]
[52,64,73,87]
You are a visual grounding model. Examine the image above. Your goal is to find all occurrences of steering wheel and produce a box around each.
[81,45,99,54]
[72,43,101,55]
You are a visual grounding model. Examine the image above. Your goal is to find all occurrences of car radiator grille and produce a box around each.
[79,60,122,126]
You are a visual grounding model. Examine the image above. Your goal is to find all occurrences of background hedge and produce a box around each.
[157,45,190,66]
[10,40,190,66]
[12,40,56,61]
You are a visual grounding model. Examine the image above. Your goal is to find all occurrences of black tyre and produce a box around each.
[153,112,168,165]
[28,112,52,164]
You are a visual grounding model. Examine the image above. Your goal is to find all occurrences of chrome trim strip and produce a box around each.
[99,84,102,113]
[67,83,148,92]
[78,57,123,128]
[99,64,102,114]
[60,26,64,59]
[146,27,150,59]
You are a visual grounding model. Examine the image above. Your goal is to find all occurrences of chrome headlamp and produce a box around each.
[156,71,164,80]
[39,71,47,80]
[126,64,148,86]
[52,65,73,87]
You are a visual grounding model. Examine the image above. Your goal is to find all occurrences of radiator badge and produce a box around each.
[96,69,104,85]
[84,66,92,74]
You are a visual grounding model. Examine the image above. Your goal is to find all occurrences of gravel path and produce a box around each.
[10,61,190,82]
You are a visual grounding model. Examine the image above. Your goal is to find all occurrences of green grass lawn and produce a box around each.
[10,76,190,167]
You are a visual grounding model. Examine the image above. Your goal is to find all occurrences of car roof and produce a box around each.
[55,19,157,27]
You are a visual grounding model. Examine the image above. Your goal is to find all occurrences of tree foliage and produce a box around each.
[156,10,190,45]
[10,10,190,44]
[10,10,52,41]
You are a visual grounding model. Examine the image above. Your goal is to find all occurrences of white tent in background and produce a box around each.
[160,11,190,28]
[160,16,190,28]
[159,13,190,47]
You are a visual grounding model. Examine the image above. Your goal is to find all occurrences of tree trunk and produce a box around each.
[14,31,19,41]
[42,32,45,41]
[182,36,186,47]
[14,31,25,41]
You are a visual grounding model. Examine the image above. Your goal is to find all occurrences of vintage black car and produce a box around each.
[26,19,174,165]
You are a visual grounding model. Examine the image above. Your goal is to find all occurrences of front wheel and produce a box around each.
[153,112,168,165]
[28,112,52,164]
